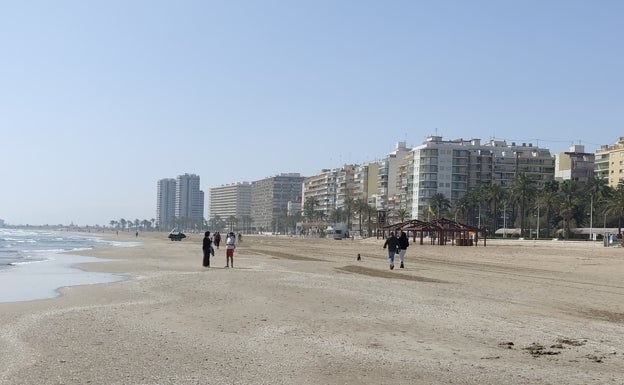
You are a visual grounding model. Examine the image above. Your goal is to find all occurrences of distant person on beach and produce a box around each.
[202,231,213,267]
[136,231,139,237]
[383,232,399,270]
[397,231,409,269]
[214,232,221,249]
[237,233,242,243]
[225,232,236,268]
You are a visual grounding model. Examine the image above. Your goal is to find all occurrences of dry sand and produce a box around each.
[1,232,623,385]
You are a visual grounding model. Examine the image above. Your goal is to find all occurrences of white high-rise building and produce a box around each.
[409,136,555,220]
[209,182,252,229]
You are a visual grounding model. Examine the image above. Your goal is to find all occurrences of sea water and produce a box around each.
[0,228,129,303]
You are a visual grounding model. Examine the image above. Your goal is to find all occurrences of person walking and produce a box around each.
[225,232,236,268]
[202,231,213,267]
[383,231,399,270]
[397,231,409,269]
[214,232,221,249]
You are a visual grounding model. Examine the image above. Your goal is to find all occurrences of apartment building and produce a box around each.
[301,169,339,215]
[156,174,205,230]
[353,162,379,205]
[555,145,595,183]
[209,182,252,223]
[335,164,359,208]
[409,136,555,220]
[377,141,411,212]
[156,178,176,230]
[595,137,624,187]
[251,173,304,231]
[175,173,205,221]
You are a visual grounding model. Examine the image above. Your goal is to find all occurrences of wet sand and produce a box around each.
[1,232,623,384]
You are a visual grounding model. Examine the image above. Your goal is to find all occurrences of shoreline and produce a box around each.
[0,231,136,304]
[1,233,623,384]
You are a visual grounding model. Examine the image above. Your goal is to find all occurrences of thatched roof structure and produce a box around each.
[381,217,486,246]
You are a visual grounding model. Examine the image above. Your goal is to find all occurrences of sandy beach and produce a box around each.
[1,232,623,385]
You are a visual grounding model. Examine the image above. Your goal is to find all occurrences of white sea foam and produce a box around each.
[0,230,129,303]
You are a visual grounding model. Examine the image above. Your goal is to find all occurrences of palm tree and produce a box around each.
[343,197,355,231]
[395,207,409,223]
[429,193,451,219]
[586,176,610,202]
[303,197,319,223]
[353,197,368,236]
[484,183,506,233]
[241,215,253,233]
[585,176,610,230]
[451,195,470,223]
[463,185,488,226]
[227,215,238,232]
[329,207,345,224]
[536,186,559,239]
[364,203,376,237]
[510,173,537,238]
[558,180,580,239]
[209,215,225,231]
[603,182,624,235]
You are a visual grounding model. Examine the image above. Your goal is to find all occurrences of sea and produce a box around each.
[0,228,132,303]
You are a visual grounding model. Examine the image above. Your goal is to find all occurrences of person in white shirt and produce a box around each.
[225,232,236,268]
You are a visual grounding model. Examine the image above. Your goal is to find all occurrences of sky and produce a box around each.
[1,0,622,226]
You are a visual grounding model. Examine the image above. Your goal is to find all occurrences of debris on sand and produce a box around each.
[523,343,561,357]
[556,337,586,347]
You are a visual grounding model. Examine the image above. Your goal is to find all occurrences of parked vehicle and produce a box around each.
[168,231,186,241]
[331,223,349,240]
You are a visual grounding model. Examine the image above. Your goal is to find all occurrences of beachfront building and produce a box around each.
[301,163,380,233]
[336,164,359,209]
[353,162,379,204]
[156,178,176,231]
[554,145,595,183]
[409,136,555,221]
[299,142,412,227]
[301,169,339,217]
[209,182,252,231]
[595,137,624,187]
[351,162,381,235]
[175,173,205,228]
[251,173,305,233]
[377,141,411,215]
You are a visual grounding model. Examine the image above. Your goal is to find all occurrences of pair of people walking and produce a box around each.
[202,231,236,268]
[383,231,409,270]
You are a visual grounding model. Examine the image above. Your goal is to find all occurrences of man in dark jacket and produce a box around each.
[383,232,400,270]
[202,231,212,267]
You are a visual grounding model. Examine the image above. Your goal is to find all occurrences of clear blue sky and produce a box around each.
[1,0,622,226]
